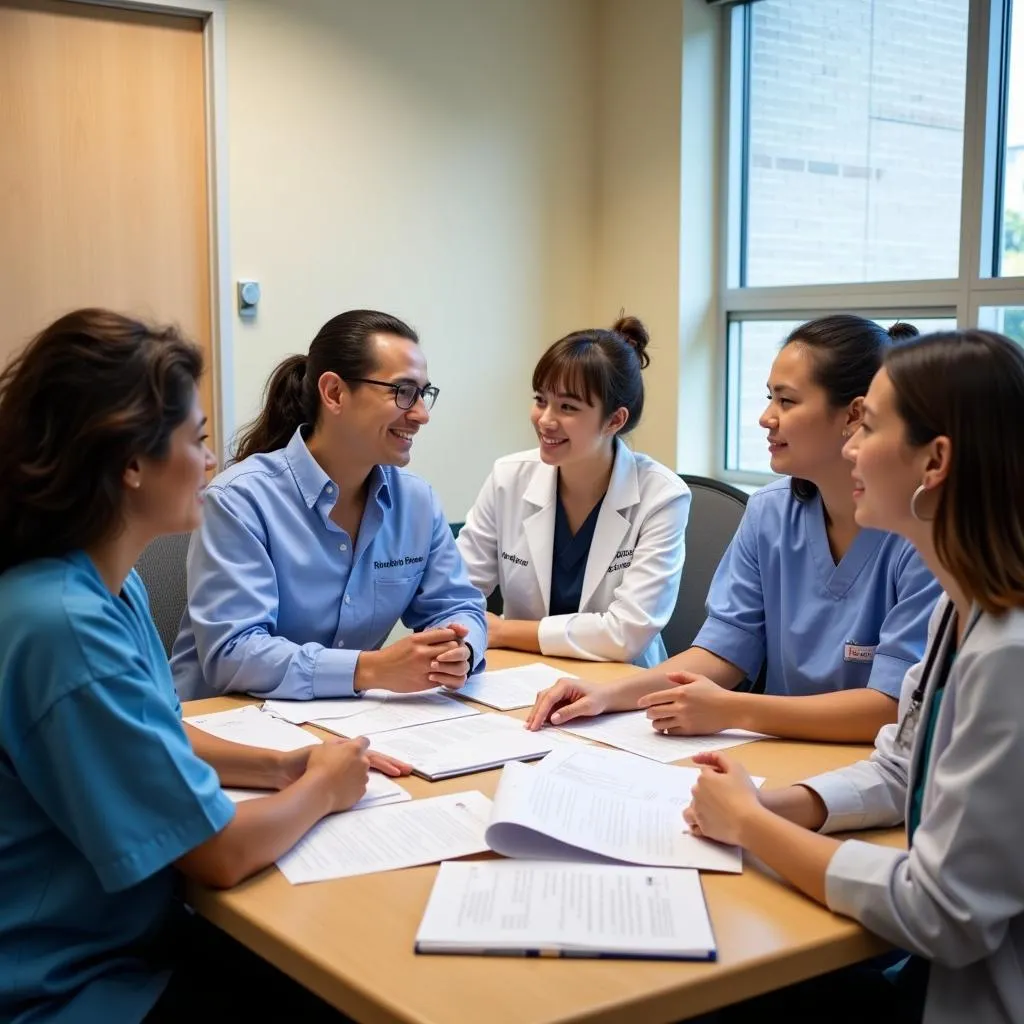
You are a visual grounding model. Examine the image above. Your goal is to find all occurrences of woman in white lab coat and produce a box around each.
[456,316,691,667]
[686,328,1024,1024]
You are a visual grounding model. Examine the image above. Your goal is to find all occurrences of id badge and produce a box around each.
[844,642,876,664]
[895,699,922,752]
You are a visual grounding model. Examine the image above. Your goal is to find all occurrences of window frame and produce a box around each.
[717,0,1024,486]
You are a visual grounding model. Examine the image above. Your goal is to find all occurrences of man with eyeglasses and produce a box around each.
[171,309,487,710]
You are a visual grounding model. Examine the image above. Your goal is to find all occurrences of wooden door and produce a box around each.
[0,0,218,450]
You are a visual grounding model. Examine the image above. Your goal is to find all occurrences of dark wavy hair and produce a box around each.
[0,308,203,573]
[233,309,419,462]
[885,329,1024,614]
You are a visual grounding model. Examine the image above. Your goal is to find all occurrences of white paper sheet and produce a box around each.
[184,706,410,812]
[555,709,766,763]
[416,860,715,960]
[455,663,577,711]
[485,746,755,873]
[185,705,320,751]
[262,697,367,725]
[366,713,581,780]
[277,791,492,884]
[224,771,411,812]
[311,690,479,738]
[263,687,477,728]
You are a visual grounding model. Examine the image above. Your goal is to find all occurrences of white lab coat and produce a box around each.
[802,596,1024,1024]
[456,439,691,666]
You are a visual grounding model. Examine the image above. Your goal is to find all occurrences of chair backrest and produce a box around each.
[661,475,749,658]
[450,520,504,616]
[134,532,191,657]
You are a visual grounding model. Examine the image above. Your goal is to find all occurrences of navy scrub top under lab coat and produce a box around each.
[549,494,603,617]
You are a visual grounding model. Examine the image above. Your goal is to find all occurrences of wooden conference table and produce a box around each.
[183,651,903,1024]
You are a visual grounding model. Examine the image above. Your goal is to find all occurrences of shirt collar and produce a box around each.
[370,465,394,510]
[285,427,394,510]
[286,426,333,509]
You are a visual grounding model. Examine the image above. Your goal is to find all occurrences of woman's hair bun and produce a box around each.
[887,320,920,343]
[611,313,650,369]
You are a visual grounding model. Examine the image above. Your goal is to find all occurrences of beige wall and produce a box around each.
[225,0,598,517]
[592,0,683,472]
[225,0,720,508]
[592,0,719,477]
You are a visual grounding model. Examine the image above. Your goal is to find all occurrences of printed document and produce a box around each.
[266,688,478,731]
[277,791,492,884]
[484,745,760,872]
[311,692,479,737]
[184,705,409,811]
[416,860,716,961]
[455,663,577,711]
[556,709,766,763]
[366,713,581,781]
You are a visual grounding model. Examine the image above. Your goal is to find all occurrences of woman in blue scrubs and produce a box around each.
[528,315,942,743]
[0,310,365,1022]
[170,309,487,702]
[687,329,1024,1022]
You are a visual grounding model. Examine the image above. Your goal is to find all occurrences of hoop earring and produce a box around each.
[910,484,934,522]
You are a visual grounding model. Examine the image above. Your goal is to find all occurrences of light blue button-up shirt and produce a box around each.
[693,478,941,699]
[171,428,487,701]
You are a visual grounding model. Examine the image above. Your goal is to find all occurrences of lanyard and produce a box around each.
[895,602,958,753]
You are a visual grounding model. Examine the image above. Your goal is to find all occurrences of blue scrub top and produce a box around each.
[0,551,234,1024]
[171,426,487,701]
[549,494,603,616]
[693,478,941,698]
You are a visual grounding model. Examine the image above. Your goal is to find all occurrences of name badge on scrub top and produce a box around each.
[843,642,876,664]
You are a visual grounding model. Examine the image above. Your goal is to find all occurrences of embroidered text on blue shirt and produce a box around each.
[374,556,425,569]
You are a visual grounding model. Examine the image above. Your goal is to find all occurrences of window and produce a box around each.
[726,317,957,475]
[999,2,1024,276]
[980,306,1024,342]
[719,0,1024,482]
[743,0,968,287]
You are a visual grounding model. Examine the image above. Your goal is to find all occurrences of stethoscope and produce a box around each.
[894,599,981,753]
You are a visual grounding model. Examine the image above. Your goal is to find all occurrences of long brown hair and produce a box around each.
[233,309,418,462]
[885,329,1024,614]
[532,315,650,434]
[0,309,203,574]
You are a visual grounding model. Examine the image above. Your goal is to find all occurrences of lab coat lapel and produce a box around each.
[522,461,557,615]
[579,440,638,611]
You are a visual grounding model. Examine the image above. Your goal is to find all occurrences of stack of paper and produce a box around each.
[454,662,576,711]
[416,860,716,961]
[484,744,760,873]
[555,709,766,763]
[277,791,493,884]
[183,705,410,812]
[367,713,581,781]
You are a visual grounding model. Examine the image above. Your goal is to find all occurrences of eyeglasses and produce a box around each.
[348,378,440,411]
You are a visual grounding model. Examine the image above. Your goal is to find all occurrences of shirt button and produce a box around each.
[325,484,334,495]
[339,543,347,552]
[344,595,351,604]
[336,640,345,648]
